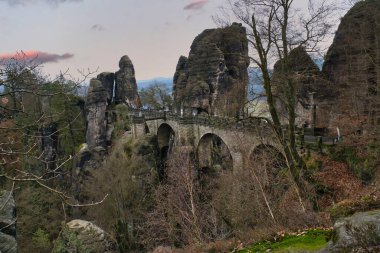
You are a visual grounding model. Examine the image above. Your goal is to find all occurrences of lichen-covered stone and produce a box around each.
[173,23,249,117]
[322,210,380,252]
[115,55,141,108]
[0,191,17,253]
[0,233,17,253]
[58,219,117,252]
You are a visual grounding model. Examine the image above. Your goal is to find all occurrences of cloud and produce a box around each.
[91,24,105,31]
[0,51,74,64]
[184,0,208,10]
[0,0,83,7]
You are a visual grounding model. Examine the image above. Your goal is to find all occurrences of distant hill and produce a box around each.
[135,70,266,100]
[313,58,323,70]
[137,77,173,91]
[75,85,89,97]
[247,67,265,100]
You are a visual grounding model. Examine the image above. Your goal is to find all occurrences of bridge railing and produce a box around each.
[129,109,271,132]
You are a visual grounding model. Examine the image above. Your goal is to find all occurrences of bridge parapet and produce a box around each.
[129,108,166,121]
[129,109,270,132]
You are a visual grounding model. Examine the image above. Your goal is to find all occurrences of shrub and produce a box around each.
[53,226,88,253]
[329,197,380,220]
[32,228,52,253]
[81,134,159,252]
[327,143,379,183]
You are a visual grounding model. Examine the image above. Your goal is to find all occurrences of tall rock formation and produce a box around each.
[82,56,142,156]
[322,0,380,133]
[97,72,115,104]
[115,55,141,108]
[271,47,334,129]
[85,78,108,149]
[173,23,249,117]
[272,46,322,101]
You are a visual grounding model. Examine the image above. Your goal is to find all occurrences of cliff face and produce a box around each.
[322,0,380,132]
[272,46,321,103]
[97,72,115,104]
[173,23,249,117]
[84,56,141,151]
[85,78,108,149]
[115,55,141,108]
[0,191,17,253]
[272,0,380,134]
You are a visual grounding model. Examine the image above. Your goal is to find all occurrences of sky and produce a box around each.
[0,0,351,82]
[0,0,225,81]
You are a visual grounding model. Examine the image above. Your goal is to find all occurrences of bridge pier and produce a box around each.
[132,122,146,138]
[231,151,244,171]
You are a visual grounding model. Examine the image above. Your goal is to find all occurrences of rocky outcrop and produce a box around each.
[97,72,115,104]
[271,47,334,129]
[41,123,58,168]
[173,23,249,117]
[322,0,380,133]
[81,57,139,168]
[0,191,17,253]
[85,57,139,150]
[85,78,108,149]
[322,210,380,252]
[272,46,322,101]
[260,1,380,134]
[115,55,141,108]
[173,56,188,106]
[56,220,117,252]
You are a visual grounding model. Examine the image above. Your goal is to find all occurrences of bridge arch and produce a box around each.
[144,123,150,134]
[197,133,233,172]
[249,144,285,168]
[248,144,286,189]
[157,123,176,157]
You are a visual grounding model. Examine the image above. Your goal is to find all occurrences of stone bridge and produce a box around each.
[130,110,284,171]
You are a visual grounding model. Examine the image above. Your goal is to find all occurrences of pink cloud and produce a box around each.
[0,50,74,64]
[1,0,83,7]
[184,0,208,10]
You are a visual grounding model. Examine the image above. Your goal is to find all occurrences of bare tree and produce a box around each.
[214,0,338,200]
[0,53,103,206]
[139,81,173,110]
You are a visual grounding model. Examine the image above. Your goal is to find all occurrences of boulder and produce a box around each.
[0,233,17,253]
[173,23,249,117]
[115,55,141,108]
[152,246,173,253]
[0,191,17,253]
[322,210,380,252]
[57,219,117,253]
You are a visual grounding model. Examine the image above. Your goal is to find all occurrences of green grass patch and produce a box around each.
[237,229,331,253]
